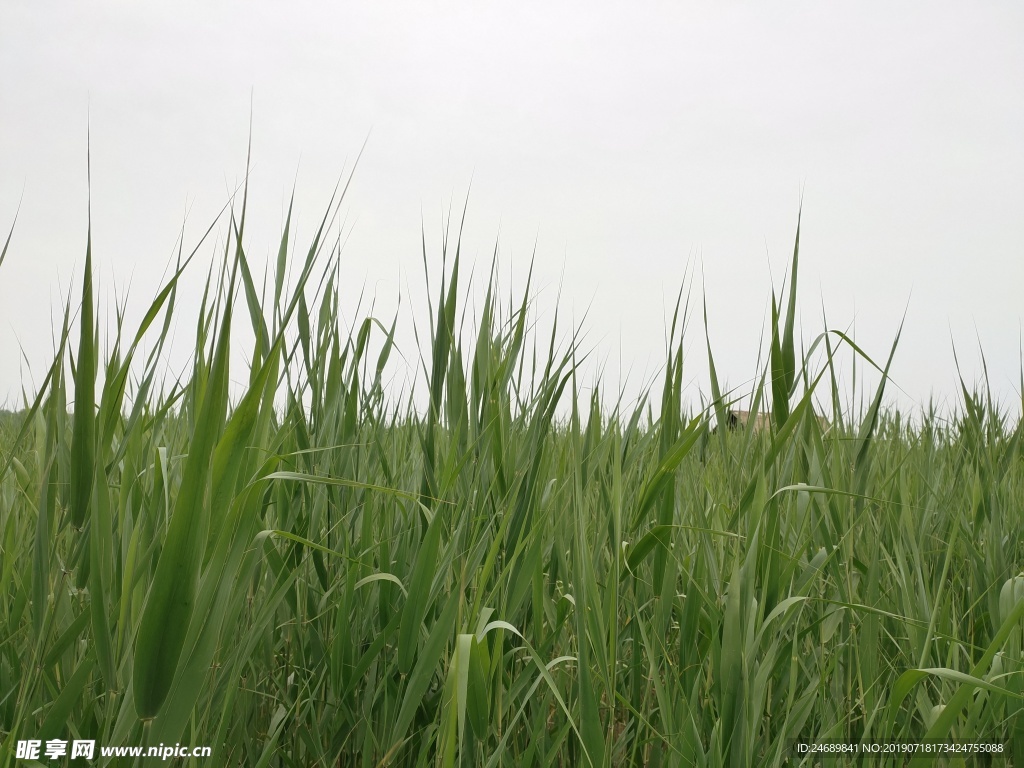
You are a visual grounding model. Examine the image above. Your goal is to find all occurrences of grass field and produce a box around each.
[0,180,1022,767]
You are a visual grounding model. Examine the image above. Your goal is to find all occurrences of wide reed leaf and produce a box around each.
[131,287,234,719]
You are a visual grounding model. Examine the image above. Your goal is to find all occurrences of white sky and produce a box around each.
[1,1,1022,418]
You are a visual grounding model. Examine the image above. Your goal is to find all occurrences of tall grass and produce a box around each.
[0,175,1022,767]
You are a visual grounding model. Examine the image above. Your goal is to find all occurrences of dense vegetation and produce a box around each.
[0,178,1022,767]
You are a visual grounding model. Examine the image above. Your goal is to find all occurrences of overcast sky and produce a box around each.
[1,2,1022,417]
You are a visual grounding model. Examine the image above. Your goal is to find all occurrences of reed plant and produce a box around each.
[0,170,1022,767]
